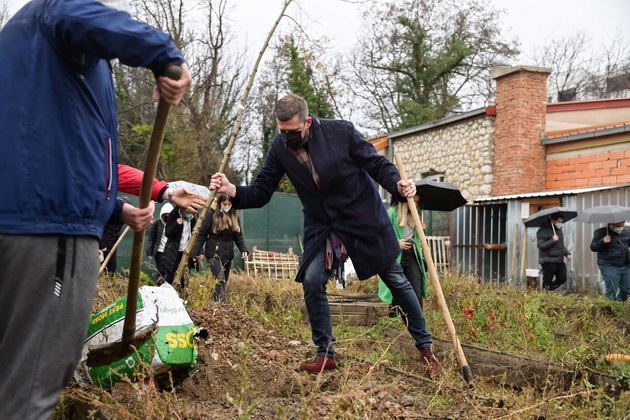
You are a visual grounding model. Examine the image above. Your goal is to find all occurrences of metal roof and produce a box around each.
[474,183,630,203]
[541,123,630,145]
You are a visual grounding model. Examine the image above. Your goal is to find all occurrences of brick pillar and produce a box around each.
[490,65,551,196]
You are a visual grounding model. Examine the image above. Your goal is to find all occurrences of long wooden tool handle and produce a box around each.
[122,65,182,343]
[172,0,294,289]
[98,225,131,275]
[394,153,474,387]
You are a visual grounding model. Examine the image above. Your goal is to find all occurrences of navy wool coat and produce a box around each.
[233,116,404,281]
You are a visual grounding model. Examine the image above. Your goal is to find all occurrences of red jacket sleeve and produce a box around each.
[117,164,168,201]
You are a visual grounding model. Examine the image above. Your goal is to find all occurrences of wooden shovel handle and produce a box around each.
[121,65,182,343]
[394,153,474,387]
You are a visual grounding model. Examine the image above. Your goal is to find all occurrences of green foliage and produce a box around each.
[389,16,470,130]
[276,174,297,194]
[353,0,519,132]
[432,272,630,379]
[285,38,335,119]
[60,270,630,418]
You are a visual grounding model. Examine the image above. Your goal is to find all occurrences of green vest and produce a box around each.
[378,206,428,303]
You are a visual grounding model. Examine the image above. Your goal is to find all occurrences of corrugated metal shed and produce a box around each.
[452,184,630,294]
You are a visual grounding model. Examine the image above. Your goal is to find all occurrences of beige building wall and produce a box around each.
[547,103,630,131]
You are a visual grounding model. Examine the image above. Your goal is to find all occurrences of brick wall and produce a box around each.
[546,150,630,190]
[490,66,552,196]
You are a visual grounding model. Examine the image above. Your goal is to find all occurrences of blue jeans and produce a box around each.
[303,247,433,357]
[599,265,630,301]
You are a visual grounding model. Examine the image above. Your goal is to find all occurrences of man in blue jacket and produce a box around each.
[0,0,191,417]
[210,94,441,377]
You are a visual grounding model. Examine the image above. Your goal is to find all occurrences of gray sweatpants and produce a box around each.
[0,235,99,420]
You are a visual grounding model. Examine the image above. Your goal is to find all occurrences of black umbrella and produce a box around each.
[523,206,577,228]
[393,179,467,212]
[573,205,630,224]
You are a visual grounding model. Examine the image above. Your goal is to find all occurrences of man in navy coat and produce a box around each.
[211,94,440,376]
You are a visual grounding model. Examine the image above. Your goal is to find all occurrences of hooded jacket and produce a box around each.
[0,0,184,238]
[146,203,173,257]
[161,207,196,274]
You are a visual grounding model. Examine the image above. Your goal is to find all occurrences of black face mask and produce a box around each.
[281,126,308,149]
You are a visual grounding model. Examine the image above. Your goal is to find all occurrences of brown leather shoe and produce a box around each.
[419,346,441,378]
[299,355,337,373]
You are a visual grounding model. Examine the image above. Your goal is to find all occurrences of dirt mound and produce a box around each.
[181,305,307,402]
[161,305,449,419]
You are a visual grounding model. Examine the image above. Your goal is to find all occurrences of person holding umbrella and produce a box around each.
[578,205,630,302]
[379,179,467,309]
[590,221,630,301]
[536,213,573,291]
[525,207,577,291]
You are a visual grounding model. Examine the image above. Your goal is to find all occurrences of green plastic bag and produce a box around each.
[75,284,201,388]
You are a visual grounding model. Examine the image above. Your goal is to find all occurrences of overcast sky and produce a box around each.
[5,0,629,64]
[228,0,630,64]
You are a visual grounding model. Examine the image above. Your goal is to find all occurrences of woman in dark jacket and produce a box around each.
[536,214,572,291]
[590,221,630,301]
[193,193,248,303]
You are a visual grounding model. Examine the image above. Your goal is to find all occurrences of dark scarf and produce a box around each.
[289,145,348,286]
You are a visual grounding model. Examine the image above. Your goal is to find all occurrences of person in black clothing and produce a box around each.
[590,221,630,301]
[99,217,124,274]
[193,193,248,303]
[536,214,572,291]
[146,203,174,282]
[99,196,133,274]
[162,206,197,287]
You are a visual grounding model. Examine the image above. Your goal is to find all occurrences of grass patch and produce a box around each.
[54,267,630,419]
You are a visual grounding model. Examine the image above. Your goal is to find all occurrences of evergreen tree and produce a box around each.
[285,38,335,119]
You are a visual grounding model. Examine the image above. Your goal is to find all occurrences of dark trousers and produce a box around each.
[303,246,433,358]
[154,251,165,280]
[399,248,424,308]
[101,248,117,273]
[209,256,232,303]
[165,251,196,287]
[541,262,567,291]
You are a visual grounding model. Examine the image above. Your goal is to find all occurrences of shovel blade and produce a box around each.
[85,323,157,367]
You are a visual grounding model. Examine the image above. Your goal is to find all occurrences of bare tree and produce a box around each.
[531,32,594,102]
[0,1,9,29]
[531,31,630,102]
[588,32,630,99]
[116,0,245,184]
